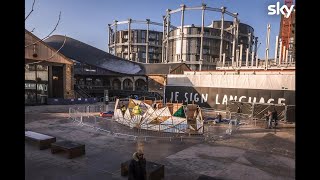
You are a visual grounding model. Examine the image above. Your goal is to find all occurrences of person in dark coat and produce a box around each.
[215,112,222,123]
[272,108,278,128]
[237,107,242,113]
[128,150,146,180]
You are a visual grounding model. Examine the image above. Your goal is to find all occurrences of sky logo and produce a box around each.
[268,2,295,18]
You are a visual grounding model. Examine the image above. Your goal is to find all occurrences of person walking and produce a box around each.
[267,110,273,129]
[272,108,278,128]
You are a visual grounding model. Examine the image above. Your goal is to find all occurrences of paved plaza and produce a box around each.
[25,103,295,180]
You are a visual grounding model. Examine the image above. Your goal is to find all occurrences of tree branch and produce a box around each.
[25,0,36,21]
[26,35,67,65]
[25,11,61,48]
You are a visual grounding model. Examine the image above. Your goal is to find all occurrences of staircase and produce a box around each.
[74,85,92,98]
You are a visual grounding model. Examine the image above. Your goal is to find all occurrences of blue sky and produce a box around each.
[25,0,295,59]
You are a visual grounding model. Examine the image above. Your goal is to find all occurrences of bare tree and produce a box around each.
[26,35,67,66]
[25,0,66,60]
[25,11,62,48]
[25,0,36,21]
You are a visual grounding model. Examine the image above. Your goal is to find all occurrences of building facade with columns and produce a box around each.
[46,35,190,99]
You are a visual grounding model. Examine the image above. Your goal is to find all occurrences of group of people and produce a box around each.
[265,108,278,129]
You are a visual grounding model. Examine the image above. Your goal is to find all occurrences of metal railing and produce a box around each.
[74,85,92,98]
[68,105,244,142]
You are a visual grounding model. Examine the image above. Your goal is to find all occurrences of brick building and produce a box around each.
[25,30,75,105]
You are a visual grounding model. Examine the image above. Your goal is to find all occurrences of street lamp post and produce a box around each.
[35,64,38,104]
[163,76,167,105]
[256,42,261,67]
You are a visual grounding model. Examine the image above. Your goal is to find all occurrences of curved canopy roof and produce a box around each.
[45,35,145,75]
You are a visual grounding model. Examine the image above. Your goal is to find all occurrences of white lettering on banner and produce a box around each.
[169,91,287,105]
[175,92,179,102]
[267,98,275,103]
[239,96,246,102]
[229,95,238,101]
[25,83,48,91]
[278,98,286,105]
[183,93,208,103]
[194,93,199,102]
[259,97,265,103]
[184,93,188,102]
[25,83,36,89]
[201,94,208,103]
[222,95,228,105]
[248,97,257,103]
[38,84,44,91]
[215,94,220,104]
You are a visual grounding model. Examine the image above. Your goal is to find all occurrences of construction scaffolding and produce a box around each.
[227,100,295,122]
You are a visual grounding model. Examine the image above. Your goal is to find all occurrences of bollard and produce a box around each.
[78,116,83,126]
[68,108,71,119]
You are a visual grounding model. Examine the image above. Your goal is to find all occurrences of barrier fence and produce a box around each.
[68,104,246,142]
[227,101,295,123]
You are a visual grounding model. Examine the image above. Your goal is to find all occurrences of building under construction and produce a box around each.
[278,4,295,64]
[108,19,163,63]
[164,20,256,70]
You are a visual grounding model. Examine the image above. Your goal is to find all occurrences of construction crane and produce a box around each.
[279,0,294,62]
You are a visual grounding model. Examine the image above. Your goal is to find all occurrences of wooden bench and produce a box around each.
[25,131,56,150]
[51,140,85,159]
[121,160,164,180]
